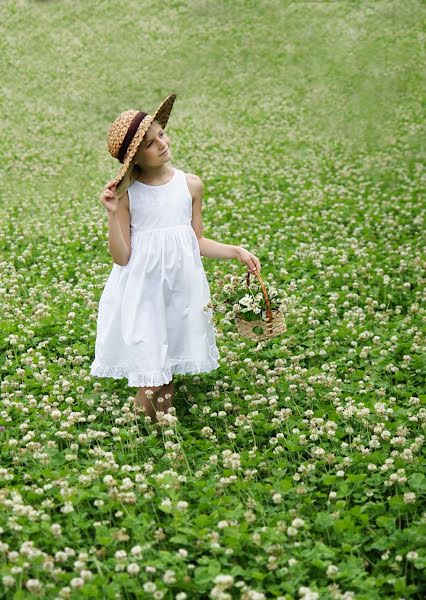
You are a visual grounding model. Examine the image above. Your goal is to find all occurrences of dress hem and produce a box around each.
[90,350,220,387]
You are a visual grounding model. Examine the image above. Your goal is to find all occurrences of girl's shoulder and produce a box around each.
[183,171,203,201]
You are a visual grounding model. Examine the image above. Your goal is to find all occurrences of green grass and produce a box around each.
[0,1,425,598]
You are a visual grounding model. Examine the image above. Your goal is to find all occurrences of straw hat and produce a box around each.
[107,92,177,185]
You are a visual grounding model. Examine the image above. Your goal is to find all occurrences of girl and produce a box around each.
[90,92,261,426]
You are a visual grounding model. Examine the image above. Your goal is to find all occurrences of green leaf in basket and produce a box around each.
[241,313,259,322]
[252,326,265,335]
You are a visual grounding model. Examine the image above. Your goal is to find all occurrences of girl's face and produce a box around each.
[134,121,171,167]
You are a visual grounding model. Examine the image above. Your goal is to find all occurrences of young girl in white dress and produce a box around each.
[90,92,261,425]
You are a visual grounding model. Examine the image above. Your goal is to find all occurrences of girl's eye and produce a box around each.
[148,132,164,147]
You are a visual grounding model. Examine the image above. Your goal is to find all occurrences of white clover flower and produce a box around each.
[127,563,140,575]
[291,518,305,528]
[25,579,42,592]
[163,569,177,584]
[298,586,319,599]
[160,497,172,510]
[326,564,339,577]
[2,575,15,588]
[214,574,234,587]
[239,294,252,306]
[403,492,416,504]
[61,502,74,514]
[143,581,157,592]
[50,523,62,536]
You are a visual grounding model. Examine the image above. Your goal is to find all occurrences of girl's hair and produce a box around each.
[115,159,140,200]
[115,119,162,201]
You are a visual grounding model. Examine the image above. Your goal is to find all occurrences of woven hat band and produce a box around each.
[117,111,148,163]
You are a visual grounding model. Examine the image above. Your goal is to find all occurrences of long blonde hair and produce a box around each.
[115,118,161,201]
[115,160,141,201]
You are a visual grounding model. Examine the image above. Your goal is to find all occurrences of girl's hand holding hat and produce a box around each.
[235,246,261,275]
[100,180,119,215]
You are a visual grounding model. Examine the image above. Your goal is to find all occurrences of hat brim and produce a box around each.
[112,93,177,186]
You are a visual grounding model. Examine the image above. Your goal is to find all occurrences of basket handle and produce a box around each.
[246,271,273,323]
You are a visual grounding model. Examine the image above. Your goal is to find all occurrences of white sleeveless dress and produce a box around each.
[90,167,220,387]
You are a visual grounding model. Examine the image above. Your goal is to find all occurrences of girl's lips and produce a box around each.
[160,148,169,156]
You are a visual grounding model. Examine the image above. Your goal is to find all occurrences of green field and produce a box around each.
[1,1,425,598]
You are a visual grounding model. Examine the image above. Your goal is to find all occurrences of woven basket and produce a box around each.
[235,271,286,341]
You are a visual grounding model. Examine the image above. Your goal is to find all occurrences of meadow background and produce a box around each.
[0,0,425,598]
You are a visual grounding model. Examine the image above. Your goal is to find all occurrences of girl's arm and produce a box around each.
[107,192,131,266]
[199,238,261,275]
[198,237,239,260]
[100,181,131,266]
[188,173,261,274]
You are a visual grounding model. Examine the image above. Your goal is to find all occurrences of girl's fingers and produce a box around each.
[248,255,261,274]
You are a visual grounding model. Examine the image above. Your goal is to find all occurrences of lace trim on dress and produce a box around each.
[90,346,220,388]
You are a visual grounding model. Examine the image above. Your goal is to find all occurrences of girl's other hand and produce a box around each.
[100,180,119,215]
[236,247,261,275]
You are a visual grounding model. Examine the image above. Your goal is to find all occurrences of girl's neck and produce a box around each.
[136,164,174,184]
